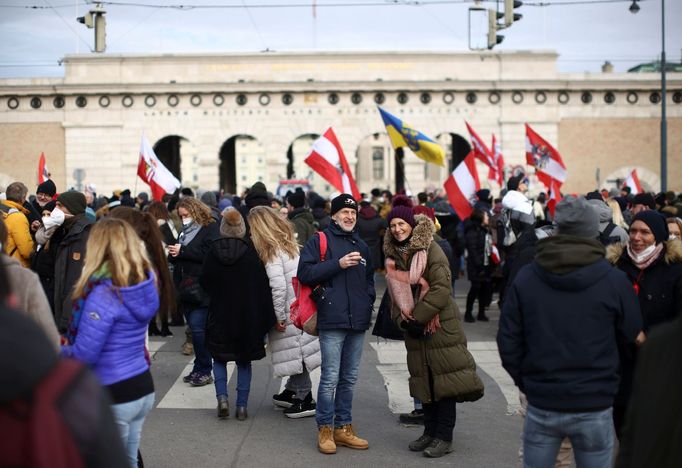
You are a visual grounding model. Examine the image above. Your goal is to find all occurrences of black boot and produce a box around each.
[161,324,173,337]
[148,322,162,336]
[477,312,489,322]
[464,311,475,323]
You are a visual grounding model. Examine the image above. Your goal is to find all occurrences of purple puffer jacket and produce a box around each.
[61,273,159,386]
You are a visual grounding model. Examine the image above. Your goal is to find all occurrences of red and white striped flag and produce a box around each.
[137,135,181,201]
[443,151,480,220]
[623,169,643,195]
[525,124,566,216]
[491,134,505,186]
[304,127,360,200]
[38,152,49,184]
[465,122,497,177]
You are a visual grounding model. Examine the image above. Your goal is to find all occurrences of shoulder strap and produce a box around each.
[603,222,617,238]
[318,232,327,262]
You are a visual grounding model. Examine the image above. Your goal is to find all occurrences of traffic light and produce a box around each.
[487,9,504,49]
[504,0,523,27]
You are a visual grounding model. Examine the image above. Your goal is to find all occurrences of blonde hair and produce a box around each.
[72,218,153,298]
[176,197,215,227]
[606,198,628,230]
[248,206,299,263]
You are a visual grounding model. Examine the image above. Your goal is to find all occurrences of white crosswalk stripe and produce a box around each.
[157,358,235,409]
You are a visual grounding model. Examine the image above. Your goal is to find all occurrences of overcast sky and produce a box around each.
[0,0,679,79]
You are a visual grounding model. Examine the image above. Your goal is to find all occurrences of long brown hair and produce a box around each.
[73,218,153,297]
[108,207,176,323]
[176,197,214,227]
[248,205,299,263]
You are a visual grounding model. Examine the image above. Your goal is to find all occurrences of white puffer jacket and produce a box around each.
[266,251,321,378]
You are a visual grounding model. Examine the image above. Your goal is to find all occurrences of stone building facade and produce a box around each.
[0,51,680,197]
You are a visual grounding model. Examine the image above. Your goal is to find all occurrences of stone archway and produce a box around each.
[355,132,393,194]
[604,166,660,193]
[218,135,265,195]
[153,135,198,188]
[286,133,319,180]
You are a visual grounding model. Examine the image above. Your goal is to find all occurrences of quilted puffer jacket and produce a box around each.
[61,272,159,386]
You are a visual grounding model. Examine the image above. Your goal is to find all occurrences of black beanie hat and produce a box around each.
[330,194,358,215]
[57,191,86,216]
[632,211,669,244]
[585,191,603,201]
[287,191,306,209]
[632,193,656,210]
[36,179,57,197]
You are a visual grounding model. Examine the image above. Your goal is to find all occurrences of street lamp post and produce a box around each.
[630,0,667,191]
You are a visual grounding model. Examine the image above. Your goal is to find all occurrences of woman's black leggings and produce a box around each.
[466,281,492,315]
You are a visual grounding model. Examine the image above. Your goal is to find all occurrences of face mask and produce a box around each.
[43,207,65,230]
[631,243,657,262]
[37,199,48,208]
[182,217,194,227]
[670,234,679,240]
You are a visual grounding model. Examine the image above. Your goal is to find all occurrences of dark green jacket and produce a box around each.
[383,215,484,403]
[289,208,315,250]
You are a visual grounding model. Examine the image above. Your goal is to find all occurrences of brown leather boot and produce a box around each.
[318,425,336,454]
[333,424,369,450]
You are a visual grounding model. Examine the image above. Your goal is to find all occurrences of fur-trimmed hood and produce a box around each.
[606,239,682,265]
[383,214,435,259]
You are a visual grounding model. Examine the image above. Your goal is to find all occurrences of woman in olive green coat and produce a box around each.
[383,197,484,458]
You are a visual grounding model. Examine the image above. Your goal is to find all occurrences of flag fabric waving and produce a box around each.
[378,107,445,167]
[38,152,49,184]
[623,169,643,195]
[465,122,496,175]
[137,135,181,201]
[443,151,480,220]
[525,124,567,187]
[304,127,361,200]
[491,134,505,186]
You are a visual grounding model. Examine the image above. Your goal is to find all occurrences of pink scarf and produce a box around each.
[385,250,441,335]
[626,242,664,270]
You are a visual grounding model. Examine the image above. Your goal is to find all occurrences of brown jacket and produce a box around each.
[384,215,484,403]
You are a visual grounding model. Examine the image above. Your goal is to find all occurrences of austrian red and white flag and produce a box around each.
[547,179,563,218]
[525,124,567,187]
[38,152,49,184]
[304,127,361,200]
[137,135,181,201]
[491,134,505,186]
[443,151,481,220]
[623,169,643,195]
[465,122,496,176]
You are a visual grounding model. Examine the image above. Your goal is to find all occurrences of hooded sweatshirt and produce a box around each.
[586,199,629,244]
[498,235,642,412]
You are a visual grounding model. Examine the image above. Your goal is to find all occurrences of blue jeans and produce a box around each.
[111,393,155,468]
[213,360,252,408]
[524,405,614,468]
[185,307,212,375]
[316,329,365,427]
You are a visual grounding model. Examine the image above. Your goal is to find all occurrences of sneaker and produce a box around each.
[182,371,198,383]
[333,424,369,450]
[217,395,229,419]
[423,438,453,458]
[409,434,434,452]
[318,425,336,455]
[272,389,297,409]
[284,393,316,419]
[181,341,194,356]
[399,409,424,425]
[189,372,213,387]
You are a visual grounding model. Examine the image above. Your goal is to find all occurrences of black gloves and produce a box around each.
[403,320,425,339]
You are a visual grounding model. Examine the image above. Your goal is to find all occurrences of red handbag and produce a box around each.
[290,232,327,336]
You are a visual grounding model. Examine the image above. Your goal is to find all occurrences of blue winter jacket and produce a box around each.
[61,273,159,386]
[297,221,375,331]
[497,236,642,412]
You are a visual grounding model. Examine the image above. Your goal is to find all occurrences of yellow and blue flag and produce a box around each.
[378,106,445,167]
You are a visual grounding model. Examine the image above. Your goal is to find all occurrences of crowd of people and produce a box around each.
[0,173,680,466]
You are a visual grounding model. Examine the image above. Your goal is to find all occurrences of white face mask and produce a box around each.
[630,243,657,262]
[182,217,194,226]
[43,207,65,230]
[670,234,679,240]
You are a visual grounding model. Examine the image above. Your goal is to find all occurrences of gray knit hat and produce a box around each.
[554,196,599,239]
[220,207,246,238]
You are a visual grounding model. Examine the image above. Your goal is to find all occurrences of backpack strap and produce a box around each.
[318,232,327,262]
[603,222,617,238]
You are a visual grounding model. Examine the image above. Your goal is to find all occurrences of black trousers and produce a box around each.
[423,397,457,442]
[466,280,492,315]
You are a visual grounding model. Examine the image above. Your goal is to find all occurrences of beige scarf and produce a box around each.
[385,250,440,335]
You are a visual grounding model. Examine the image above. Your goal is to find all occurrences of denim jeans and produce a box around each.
[285,366,312,400]
[111,393,155,468]
[185,307,212,375]
[213,360,252,408]
[523,405,614,468]
[316,329,365,427]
